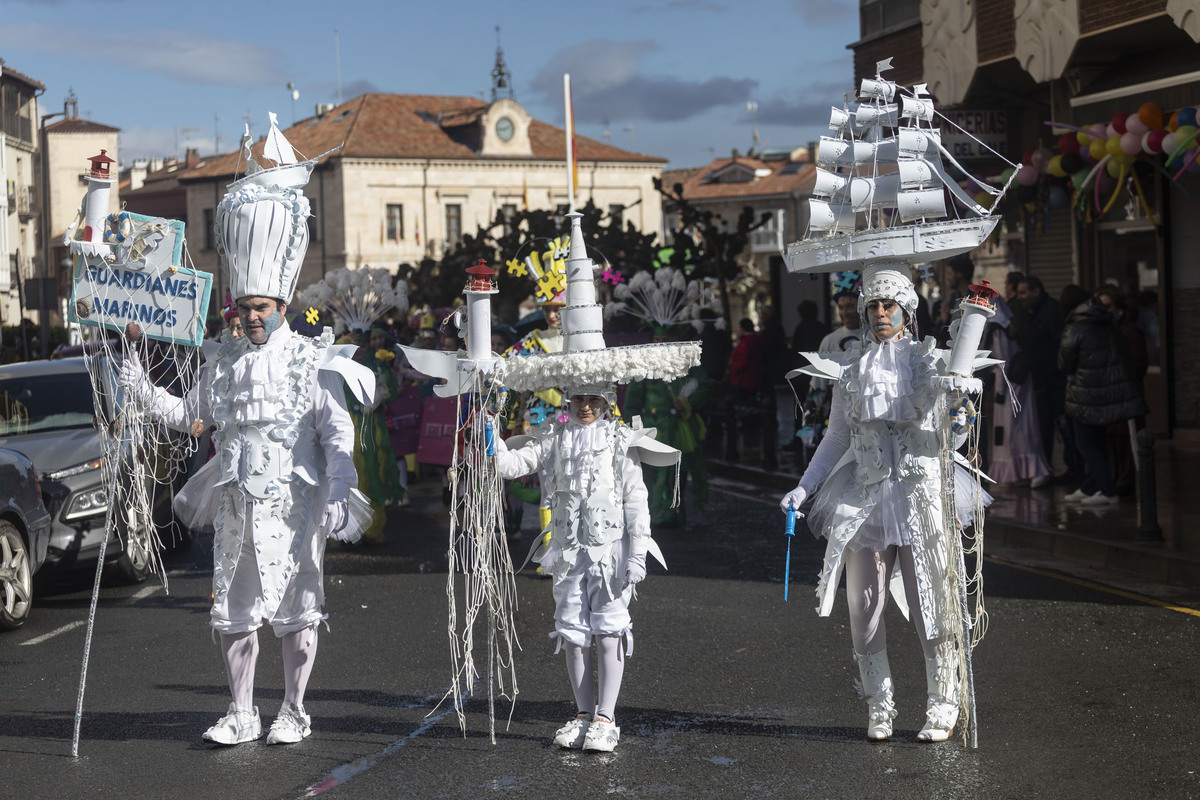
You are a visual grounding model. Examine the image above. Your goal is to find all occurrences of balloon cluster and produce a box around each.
[1001,103,1200,218]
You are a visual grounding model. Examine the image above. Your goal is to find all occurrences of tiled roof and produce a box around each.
[45,118,120,134]
[182,93,664,183]
[665,155,816,202]
[0,64,44,91]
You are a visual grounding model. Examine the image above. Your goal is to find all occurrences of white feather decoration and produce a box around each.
[298,267,409,334]
[603,267,719,333]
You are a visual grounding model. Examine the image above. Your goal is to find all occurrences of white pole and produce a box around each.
[564,74,576,213]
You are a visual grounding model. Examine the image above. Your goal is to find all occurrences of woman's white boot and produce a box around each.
[853,649,896,741]
[918,642,960,742]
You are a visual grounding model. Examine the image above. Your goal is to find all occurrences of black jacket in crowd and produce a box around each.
[1058,298,1148,426]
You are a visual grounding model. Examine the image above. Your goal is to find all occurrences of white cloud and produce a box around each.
[0,23,286,86]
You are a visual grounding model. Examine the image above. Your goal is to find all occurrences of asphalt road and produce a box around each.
[4,474,1199,800]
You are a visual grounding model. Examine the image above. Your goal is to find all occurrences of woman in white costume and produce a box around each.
[490,385,668,753]
[781,267,977,743]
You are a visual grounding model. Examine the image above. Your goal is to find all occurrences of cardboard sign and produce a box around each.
[67,213,211,347]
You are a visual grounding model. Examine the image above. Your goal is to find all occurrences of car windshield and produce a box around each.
[0,372,96,434]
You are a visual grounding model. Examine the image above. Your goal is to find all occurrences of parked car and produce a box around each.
[0,357,187,585]
[0,446,54,630]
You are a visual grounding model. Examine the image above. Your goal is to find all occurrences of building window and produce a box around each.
[203,208,215,251]
[501,203,517,235]
[386,203,404,241]
[860,0,920,38]
[608,204,624,230]
[308,212,319,243]
[445,203,462,245]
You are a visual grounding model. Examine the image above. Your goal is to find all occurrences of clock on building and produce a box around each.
[495,116,514,142]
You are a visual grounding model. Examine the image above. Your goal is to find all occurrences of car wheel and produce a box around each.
[0,520,33,631]
[113,504,153,585]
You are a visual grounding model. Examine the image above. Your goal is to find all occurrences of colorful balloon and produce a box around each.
[1138,102,1164,130]
[1142,129,1166,154]
[1058,133,1079,154]
[1090,123,1108,140]
[1178,107,1198,128]
[1124,115,1149,137]
[1106,158,1124,179]
[1032,146,1053,172]
[1162,131,1178,155]
[1177,124,1200,149]
[1060,152,1085,173]
[1089,139,1108,161]
[1077,131,1092,147]
[1017,164,1039,186]
[1046,154,1067,177]
[1120,132,1143,156]
[1105,136,1124,158]
[1047,185,1069,209]
[1111,112,1128,135]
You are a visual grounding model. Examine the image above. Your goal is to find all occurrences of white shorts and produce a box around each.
[551,558,633,648]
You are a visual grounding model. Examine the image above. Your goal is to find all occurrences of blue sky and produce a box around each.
[0,0,860,169]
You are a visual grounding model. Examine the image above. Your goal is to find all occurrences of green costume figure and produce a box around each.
[346,328,403,544]
[624,363,711,526]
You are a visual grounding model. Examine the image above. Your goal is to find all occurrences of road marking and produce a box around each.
[986,556,1200,618]
[19,619,85,646]
[129,585,159,602]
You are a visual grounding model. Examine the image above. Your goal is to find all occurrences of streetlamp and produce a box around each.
[38,106,66,359]
[287,82,299,125]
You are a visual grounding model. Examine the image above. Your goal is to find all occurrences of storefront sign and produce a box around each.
[938,110,1007,159]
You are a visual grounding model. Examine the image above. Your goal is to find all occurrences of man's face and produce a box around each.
[1017,282,1039,310]
[237,296,285,345]
[227,316,244,338]
[1005,279,1019,302]
[570,394,607,425]
[836,296,860,330]
[369,330,387,350]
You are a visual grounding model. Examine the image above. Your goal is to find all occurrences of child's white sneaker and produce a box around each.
[582,715,620,752]
[552,712,592,749]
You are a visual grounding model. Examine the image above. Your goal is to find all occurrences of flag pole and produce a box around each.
[564,73,576,213]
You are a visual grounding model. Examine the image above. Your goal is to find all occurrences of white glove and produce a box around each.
[624,553,647,590]
[780,485,808,514]
[320,482,352,540]
[117,356,152,404]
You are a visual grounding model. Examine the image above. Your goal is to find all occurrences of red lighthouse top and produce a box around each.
[87,150,115,180]
[465,258,497,293]
[964,279,999,309]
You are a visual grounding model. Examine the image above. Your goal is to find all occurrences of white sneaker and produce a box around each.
[266,701,312,745]
[1081,492,1119,506]
[1030,474,1053,489]
[202,703,262,745]
[1063,489,1091,502]
[582,716,620,752]
[552,712,592,749]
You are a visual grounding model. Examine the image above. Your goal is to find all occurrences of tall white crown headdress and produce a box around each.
[216,112,340,303]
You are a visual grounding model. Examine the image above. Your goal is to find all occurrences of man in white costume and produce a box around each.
[120,151,371,746]
[781,267,986,743]
[490,386,668,752]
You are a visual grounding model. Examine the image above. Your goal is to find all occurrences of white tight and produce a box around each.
[843,545,940,659]
[221,630,259,711]
[220,623,318,712]
[563,634,625,722]
[282,625,319,710]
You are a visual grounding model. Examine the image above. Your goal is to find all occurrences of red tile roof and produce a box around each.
[0,64,44,91]
[182,93,664,183]
[45,118,120,134]
[665,156,817,202]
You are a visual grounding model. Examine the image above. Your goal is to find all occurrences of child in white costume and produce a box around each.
[491,385,671,752]
[781,267,988,744]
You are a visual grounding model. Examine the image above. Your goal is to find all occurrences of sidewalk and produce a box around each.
[706,416,1200,591]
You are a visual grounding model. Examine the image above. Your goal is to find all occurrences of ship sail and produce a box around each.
[262,111,298,166]
[782,57,1020,275]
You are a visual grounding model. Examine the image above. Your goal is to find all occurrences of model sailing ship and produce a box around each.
[783,58,1015,276]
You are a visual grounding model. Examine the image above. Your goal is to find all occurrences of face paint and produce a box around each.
[889,305,905,330]
[261,307,283,337]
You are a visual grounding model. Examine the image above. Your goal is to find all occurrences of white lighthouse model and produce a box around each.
[560,212,606,352]
[64,150,117,261]
[462,258,500,374]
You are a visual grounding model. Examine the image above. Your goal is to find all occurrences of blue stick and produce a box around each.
[784,507,796,601]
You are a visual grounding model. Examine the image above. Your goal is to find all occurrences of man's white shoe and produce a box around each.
[552,712,592,749]
[1081,492,1119,506]
[1030,474,1053,489]
[202,703,262,745]
[582,716,620,752]
[1063,489,1091,502]
[266,701,312,745]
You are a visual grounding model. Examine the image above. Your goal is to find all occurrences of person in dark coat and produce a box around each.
[1058,296,1148,504]
[1015,276,1064,469]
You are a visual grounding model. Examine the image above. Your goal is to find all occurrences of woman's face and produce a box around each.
[866,298,907,341]
[570,394,607,425]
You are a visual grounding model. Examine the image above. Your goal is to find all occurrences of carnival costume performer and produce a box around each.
[491,386,669,752]
[118,122,373,747]
[488,212,697,752]
[347,327,403,543]
[780,268,988,743]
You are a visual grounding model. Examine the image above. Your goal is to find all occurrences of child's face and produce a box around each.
[570,394,607,425]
